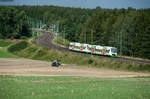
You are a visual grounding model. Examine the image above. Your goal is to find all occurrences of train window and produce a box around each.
[89,47,92,50]
[106,50,110,53]
[74,46,79,49]
[77,46,80,49]
[95,49,105,53]
[95,49,99,52]
[111,48,117,53]
[80,47,83,50]
[100,49,102,53]
[95,49,102,52]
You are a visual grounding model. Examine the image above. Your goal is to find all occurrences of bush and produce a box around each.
[0,41,13,47]
[20,36,28,39]
[8,41,28,53]
[33,49,47,59]
[88,58,94,64]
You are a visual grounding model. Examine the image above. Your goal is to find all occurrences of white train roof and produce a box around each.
[70,42,116,49]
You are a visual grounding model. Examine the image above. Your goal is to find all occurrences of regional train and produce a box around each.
[69,42,117,57]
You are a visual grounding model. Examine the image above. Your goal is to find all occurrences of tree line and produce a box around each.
[0,7,31,39]
[0,6,150,59]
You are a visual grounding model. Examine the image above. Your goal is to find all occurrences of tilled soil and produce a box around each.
[0,58,150,78]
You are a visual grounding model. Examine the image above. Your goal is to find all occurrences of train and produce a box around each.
[69,42,117,57]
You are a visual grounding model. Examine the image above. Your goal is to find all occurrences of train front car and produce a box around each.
[69,42,117,57]
[110,47,117,57]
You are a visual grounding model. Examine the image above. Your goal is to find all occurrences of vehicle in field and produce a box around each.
[69,42,117,57]
[51,59,61,67]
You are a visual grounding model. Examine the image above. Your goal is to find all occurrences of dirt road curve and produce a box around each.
[0,58,150,78]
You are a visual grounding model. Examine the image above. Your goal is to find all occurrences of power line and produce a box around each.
[120,31,123,55]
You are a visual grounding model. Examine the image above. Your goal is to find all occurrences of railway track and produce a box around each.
[36,32,150,64]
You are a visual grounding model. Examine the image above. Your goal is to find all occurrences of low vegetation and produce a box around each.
[8,41,28,53]
[0,40,14,47]
[0,49,19,58]
[0,76,150,99]
[7,40,150,72]
[53,35,70,47]
[0,40,19,58]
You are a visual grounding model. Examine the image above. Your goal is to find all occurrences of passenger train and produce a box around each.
[69,42,117,57]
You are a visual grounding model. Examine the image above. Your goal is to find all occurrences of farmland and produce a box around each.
[0,3,150,99]
[0,76,150,99]
[0,39,150,99]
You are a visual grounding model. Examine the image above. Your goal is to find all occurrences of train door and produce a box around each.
[91,45,96,54]
[103,48,105,55]
[92,48,94,54]
[72,43,75,50]
[80,44,83,52]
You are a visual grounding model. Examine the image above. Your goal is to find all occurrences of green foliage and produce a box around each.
[0,41,14,47]
[33,49,47,59]
[0,49,19,58]
[0,6,150,58]
[1,6,148,59]
[54,35,70,47]
[8,41,28,53]
[0,76,150,99]
[88,58,94,64]
[0,7,31,39]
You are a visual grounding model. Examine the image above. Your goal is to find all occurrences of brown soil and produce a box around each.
[0,58,150,78]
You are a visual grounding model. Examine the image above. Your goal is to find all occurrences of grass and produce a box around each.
[0,76,150,99]
[53,34,70,47]
[0,49,19,58]
[0,40,19,58]
[0,40,14,47]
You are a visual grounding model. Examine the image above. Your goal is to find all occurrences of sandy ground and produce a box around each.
[0,58,150,78]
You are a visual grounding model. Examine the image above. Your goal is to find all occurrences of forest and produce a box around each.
[0,7,31,39]
[0,6,150,59]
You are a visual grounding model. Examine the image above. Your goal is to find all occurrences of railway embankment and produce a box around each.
[7,36,150,73]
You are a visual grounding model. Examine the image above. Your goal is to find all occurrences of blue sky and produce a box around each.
[0,0,150,9]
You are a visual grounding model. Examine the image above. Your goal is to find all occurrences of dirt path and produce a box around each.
[0,58,150,78]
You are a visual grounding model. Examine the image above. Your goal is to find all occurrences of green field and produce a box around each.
[0,76,150,99]
[0,41,14,47]
[0,49,19,58]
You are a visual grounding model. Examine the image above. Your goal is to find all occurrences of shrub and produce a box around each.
[88,58,94,64]
[0,41,13,47]
[33,49,47,58]
[20,36,28,39]
[8,41,28,52]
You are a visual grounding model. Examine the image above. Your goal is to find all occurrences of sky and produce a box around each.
[0,0,150,9]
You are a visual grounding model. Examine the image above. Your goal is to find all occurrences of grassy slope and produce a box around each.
[53,35,70,47]
[0,76,150,99]
[0,40,19,58]
[0,49,19,58]
[0,40,14,47]
[7,40,150,72]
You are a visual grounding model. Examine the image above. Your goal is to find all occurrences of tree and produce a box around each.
[0,7,31,39]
